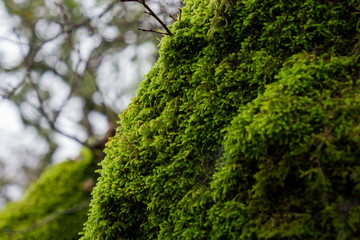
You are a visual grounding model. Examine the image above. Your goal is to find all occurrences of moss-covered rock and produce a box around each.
[82,0,360,239]
[0,149,97,240]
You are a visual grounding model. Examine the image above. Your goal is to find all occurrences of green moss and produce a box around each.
[0,148,97,240]
[82,0,360,239]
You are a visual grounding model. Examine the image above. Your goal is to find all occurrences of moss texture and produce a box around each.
[0,149,97,240]
[82,0,360,239]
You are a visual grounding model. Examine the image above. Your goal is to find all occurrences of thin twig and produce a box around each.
[141,0,172,35]
[138,28,168,35]
[120,0,173,35]
[169,14,177,22]
[144,11,151,16]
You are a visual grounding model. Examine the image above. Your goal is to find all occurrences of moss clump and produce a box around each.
[82,0,360,239]
[0,149,97,240]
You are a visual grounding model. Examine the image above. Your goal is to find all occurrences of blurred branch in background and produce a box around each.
[0,0,184,207]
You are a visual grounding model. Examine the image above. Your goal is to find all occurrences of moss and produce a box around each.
[0,148,97,240]
[81,0,360,239]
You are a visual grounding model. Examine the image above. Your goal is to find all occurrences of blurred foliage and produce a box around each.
[0,148,96,239]
[81,0,360,239]
[0,0,183,205]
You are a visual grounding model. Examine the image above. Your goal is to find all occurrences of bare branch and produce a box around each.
[138,28,169,35]
[144,11,152,16]
[0,1,123,150]
[120,0,173,36]
[169,14,177,22]
[178,8,182,22]
[0,1,119,100]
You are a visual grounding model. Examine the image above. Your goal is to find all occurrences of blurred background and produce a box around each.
[0,0,183,208]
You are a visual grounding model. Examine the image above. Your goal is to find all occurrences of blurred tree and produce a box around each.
[0,0,183,206]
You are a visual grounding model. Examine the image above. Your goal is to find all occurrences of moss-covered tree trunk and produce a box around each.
[81,0,360,239]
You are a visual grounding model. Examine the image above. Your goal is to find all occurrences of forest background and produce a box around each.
[0,0,183,208]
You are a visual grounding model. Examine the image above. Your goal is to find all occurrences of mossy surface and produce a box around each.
[82,0,360,239]
[0,149,97,240]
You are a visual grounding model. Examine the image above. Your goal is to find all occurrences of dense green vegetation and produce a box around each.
[2,0,359,239]
[81,0,360,239]
[0,149,97,240]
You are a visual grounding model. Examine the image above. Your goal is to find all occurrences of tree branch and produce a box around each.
[120,0,173,35]
[138,28,169,35]
[0,1,123,150]
[0,1,119,100]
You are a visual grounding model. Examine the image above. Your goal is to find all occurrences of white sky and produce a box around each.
[0,100,23,132]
